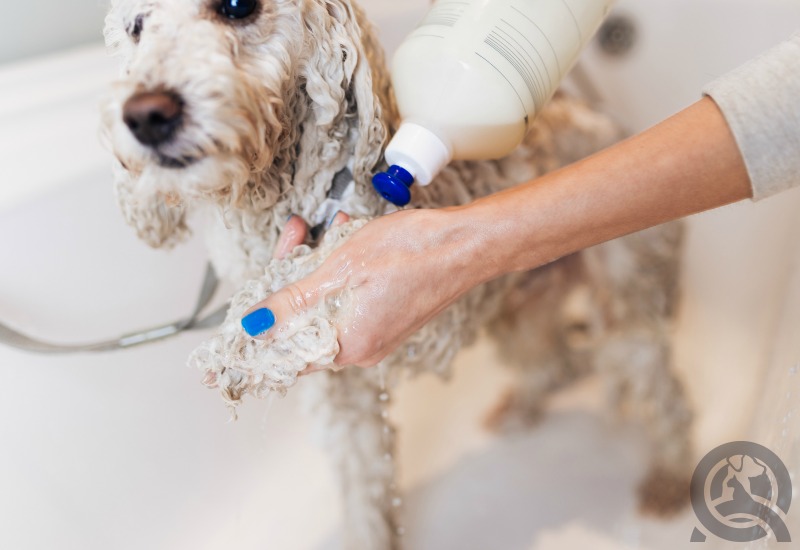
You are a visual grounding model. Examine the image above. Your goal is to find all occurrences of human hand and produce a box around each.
[240,207,486,369]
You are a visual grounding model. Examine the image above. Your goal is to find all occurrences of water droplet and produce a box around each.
[377,363,387,391]
[381,410,390,420]
[392,497,402,507]
[379,392,389,402]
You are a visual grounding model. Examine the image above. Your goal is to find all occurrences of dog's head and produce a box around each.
[102,0,392,248]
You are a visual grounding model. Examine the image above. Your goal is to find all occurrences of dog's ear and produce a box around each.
[300,0,394,189]
[104,0,137,61]
[113,163,190,249]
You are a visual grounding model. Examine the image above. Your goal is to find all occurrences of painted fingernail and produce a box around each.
[286,214,294,222]
[241,308,276,337]
[327,210,341,228]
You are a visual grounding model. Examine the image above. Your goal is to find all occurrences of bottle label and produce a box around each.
[414,0,613,122]
[418,0,469,29]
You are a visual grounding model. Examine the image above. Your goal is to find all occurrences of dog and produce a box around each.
[101,1,694,547]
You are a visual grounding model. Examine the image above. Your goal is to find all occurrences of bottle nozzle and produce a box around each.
[372,165,415,206]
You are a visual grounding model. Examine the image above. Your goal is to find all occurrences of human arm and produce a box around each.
[241,96,751,367]
[242,32,800,368]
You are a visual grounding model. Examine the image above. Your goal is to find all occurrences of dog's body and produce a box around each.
[102,1,693,547]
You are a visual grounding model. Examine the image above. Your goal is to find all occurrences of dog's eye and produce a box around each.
[129,14,145,42]
[219,0,258,19]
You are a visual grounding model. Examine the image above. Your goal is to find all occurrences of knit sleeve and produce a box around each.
[703,33,800,201]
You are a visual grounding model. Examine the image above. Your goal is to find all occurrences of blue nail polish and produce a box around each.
[242,308,276,337]
[286,214,294,222]
[327,210,341,228]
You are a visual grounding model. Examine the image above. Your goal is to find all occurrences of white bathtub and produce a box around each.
[1,1,799,549]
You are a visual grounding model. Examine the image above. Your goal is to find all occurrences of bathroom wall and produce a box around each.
[0,0,107,65]
[0,0,428,66]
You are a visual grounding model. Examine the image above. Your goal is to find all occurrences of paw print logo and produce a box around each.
[690,441,792,542]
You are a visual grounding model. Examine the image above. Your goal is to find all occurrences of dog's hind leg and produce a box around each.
[595,327,693,516]
[305,367,401,550]
[591,224,693,516]
[485,255,597,430]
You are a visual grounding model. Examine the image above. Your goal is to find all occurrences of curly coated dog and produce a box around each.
[101,1,694,547]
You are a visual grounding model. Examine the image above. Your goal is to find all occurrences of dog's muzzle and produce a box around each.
[123,90,183,147]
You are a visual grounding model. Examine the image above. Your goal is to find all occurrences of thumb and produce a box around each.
[241,279,321,339]
[242,211,353,338]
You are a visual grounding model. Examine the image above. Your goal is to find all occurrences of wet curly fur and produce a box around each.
[102,0,694,547]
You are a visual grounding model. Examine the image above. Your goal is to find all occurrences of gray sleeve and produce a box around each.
[702,33,800,201]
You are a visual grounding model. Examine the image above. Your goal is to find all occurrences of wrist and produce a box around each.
[445,173,574,279]
[438,201,516,287]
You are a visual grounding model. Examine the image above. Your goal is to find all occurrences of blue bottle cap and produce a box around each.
[372,165,414,206]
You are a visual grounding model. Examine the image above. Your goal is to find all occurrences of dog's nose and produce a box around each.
[122,91,183,146]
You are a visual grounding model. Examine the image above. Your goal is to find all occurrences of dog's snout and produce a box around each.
[123,91,183,146]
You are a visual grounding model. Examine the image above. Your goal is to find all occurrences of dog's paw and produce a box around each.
[637,466,691,517]
[188,220,368,414]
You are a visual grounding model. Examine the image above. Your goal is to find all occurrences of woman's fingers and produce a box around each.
[241,280,318,338]
[328,210,350,227]
[244,212,351,340]
[274,212,348,260]
[273,215,308,260]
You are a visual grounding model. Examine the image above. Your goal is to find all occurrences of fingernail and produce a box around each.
[327,210,341,228]
[241,308,276,337]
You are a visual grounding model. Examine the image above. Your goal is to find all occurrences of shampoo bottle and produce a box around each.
[373,0,615,205]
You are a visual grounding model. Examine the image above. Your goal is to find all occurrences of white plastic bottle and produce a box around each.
[373,0,615,205]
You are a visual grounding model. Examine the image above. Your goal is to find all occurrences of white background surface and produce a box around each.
[1,1,800,549]
[0,0,106,65]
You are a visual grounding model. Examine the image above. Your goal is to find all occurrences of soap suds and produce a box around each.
[189,217,511,416]
[189,220,367,413]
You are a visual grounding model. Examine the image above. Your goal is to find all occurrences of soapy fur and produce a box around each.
[190,218,514,407]
[189,221,361,409]
[103,0,694,547]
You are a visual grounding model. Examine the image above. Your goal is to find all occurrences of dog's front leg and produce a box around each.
[305,367,402,550]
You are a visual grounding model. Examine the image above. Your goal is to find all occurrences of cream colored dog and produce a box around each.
[102,1,694,548]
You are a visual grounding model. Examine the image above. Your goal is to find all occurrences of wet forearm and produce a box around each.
[451,97,752,282]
